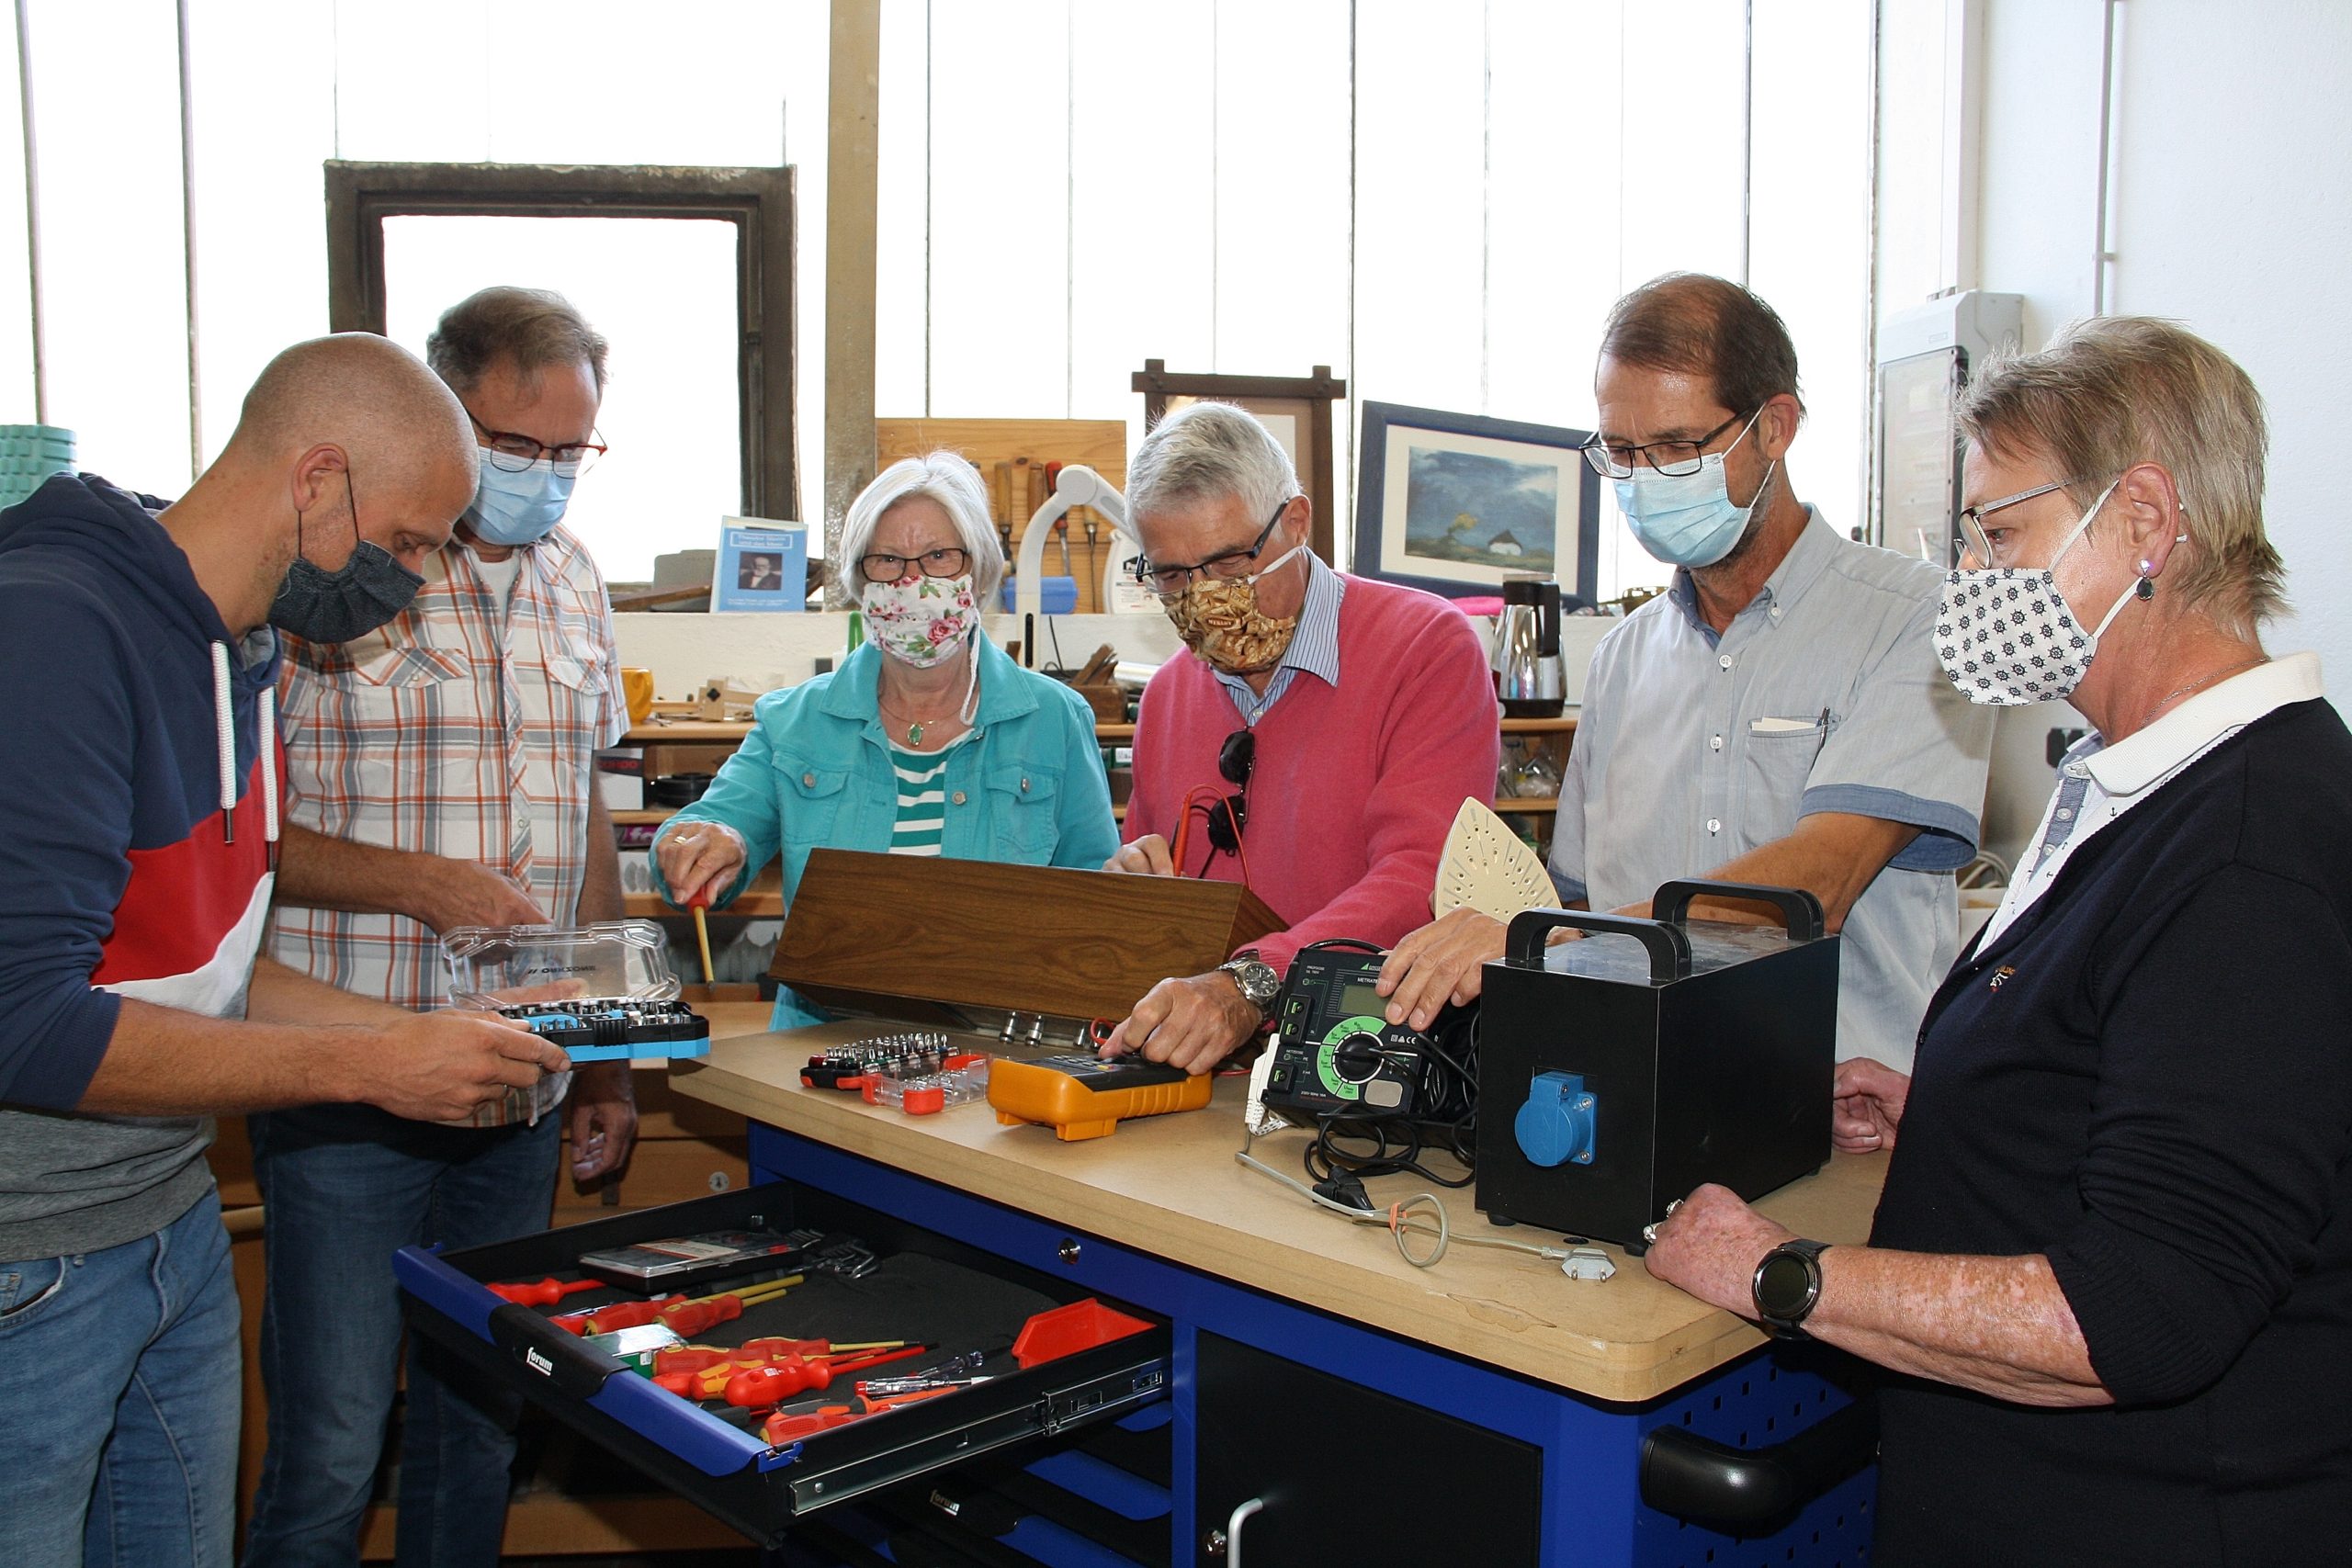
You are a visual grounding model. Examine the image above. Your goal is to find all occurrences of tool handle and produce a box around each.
[1505,908,1691,983]
[1649,879,1826,941]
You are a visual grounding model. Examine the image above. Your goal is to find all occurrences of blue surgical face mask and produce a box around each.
[466,450,577,547]
[268,467,425,643]
[1613,410,1777,569]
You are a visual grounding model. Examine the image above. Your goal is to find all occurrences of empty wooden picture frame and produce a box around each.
[1131,362,1350,565]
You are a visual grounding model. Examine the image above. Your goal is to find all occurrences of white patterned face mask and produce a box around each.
[1934,480,2135,706]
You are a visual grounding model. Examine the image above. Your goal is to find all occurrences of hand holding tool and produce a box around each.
[486,1276,605,1307]
[686,887,716,986]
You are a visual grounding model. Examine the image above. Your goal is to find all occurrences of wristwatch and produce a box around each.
[1751,1238,1833,1339]
[1216,954,1283,1020]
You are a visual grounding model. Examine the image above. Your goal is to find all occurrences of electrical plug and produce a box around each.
[1313,1171,1374,1211]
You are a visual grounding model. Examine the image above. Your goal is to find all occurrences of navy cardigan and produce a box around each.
[1870,697,2352,1565]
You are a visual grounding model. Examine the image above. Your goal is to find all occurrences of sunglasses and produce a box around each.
[1201,728,1255,860]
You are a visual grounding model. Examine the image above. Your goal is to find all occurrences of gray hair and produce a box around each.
[1958,315,2282,636]
[426,286,611,397]
[1127,401,1300,524]
[838,452,1007,604]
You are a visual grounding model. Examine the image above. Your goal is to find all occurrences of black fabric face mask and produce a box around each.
[266,466,424,643]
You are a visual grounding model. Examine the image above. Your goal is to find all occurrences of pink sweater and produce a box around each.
[1125,575,1500,973]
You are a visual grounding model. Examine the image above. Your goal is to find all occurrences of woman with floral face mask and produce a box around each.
[649,452,1118,1030]
[1638,319,2352,1566]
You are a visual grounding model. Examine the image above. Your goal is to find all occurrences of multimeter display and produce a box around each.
[1335,980,1387,1018]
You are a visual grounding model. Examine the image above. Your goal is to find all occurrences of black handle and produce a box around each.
[1640,1393,1877,1532]
[1506,908,1690,984]
[1541,590,1561,654]
[485,1303,619,1401]
[1650,880,1826,942]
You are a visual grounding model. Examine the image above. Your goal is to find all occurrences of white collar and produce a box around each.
[2083,650,2324,795]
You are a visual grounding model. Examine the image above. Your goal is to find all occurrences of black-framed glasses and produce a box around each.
[1956,477,2094,569]
[467,409,607,475]
[1124,501,1291,598]
[1577,411,1751,479]
[1201,728,1256,860]
[859,547,972,584]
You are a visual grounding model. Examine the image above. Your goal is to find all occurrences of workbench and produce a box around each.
[655,1022,1888,1567]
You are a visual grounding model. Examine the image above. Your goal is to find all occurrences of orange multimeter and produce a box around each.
[987,1053,1214,1141]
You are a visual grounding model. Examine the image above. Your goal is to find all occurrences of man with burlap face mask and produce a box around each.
[1099,402,1500,1075]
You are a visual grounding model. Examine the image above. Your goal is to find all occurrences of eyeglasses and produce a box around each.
[1201,728,1255,860]
[468,410,607,475]
[1124,502,1290,598]
[1956,478,2091,570]
[859,547,972,584]
[1577,411,1751,479]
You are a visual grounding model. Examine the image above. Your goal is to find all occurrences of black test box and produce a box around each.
[1475,880,1838,1249]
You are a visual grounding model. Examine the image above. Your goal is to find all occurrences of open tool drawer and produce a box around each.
[394,1180,1170,1549]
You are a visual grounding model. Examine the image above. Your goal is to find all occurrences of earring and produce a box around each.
[2136,559,2154,574]
[2135,576,2155,602]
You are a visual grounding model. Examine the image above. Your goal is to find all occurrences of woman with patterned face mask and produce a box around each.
[649,452,1118,1030]
[1639,319,2352,1566]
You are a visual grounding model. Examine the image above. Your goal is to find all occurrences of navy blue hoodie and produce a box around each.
[0,472,280,1256]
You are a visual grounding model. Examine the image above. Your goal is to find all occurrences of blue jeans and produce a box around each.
[242,1105,560,1568]
[0,1188,241,1568]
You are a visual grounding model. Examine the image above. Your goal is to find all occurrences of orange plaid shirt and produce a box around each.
[266,528,625,1125]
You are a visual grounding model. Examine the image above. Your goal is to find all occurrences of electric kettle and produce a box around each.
[1494,577,1566,717]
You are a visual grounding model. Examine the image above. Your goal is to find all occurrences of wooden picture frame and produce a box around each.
[1352,401,1600,604]
[1131,362,1349,564]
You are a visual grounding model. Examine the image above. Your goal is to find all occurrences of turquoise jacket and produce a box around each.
[651,636,1119,1028]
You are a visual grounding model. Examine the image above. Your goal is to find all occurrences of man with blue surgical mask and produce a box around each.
[1382,273,1995,1075]
[250,288,637,1568]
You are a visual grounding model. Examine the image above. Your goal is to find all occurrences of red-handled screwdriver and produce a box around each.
[485,1277,605,1307]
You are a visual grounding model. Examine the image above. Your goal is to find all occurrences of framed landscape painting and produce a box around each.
[1352,402,1600,604]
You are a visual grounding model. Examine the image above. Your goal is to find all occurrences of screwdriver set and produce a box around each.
[496,998,712,1062]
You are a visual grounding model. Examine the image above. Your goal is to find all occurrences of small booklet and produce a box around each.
[710,517,808,613]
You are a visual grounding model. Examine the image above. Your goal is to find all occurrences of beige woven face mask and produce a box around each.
[1159,544,1305,674]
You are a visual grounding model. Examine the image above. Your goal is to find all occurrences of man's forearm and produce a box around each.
[580,791,625,922]
[1811,1247,2109,1407]
[1620,813,1921,932]
[246,954,412,1027]
[275,821,436,924]
[78,991,368,1115]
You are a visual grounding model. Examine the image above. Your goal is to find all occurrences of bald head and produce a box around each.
[164,333,483,636]
[229,333,477,507]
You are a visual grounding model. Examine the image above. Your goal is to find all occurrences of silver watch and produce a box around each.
[1217,955,1282,1017]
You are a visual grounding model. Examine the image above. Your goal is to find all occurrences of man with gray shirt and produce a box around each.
[1381,275,1993,1071]
[0,335,568,1568]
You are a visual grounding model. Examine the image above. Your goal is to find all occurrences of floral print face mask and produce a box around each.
[861,572,980,669]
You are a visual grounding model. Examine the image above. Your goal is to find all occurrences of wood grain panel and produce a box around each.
[774,849,1281,1022]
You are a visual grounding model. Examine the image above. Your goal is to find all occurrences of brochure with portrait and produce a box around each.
[710,517,808,613]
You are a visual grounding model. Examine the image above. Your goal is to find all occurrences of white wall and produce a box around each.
[1881,0,2351,863]
[1979,0,2352,682]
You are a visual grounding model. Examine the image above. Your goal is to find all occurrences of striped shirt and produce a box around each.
[1209,550,1346,726]
[267,527,625,1125]
[888,736,966,855]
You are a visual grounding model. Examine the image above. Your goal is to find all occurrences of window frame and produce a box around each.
[323,159,797,524]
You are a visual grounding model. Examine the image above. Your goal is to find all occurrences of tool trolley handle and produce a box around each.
[1506,908,1691,983]
[1650,880,1826,942]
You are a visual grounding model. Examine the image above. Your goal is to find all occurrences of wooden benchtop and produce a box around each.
[672,1022,1887,1405]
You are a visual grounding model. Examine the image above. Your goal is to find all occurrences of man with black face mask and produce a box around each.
[0,333,571,1567]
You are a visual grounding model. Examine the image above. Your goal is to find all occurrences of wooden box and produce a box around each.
[772,848,1281,1025]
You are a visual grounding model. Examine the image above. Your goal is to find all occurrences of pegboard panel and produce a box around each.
[1634,1353,1878,1568]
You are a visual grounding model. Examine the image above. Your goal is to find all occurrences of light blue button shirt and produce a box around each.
[1549,510,1994,1068]
[1211,551,1346,726]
